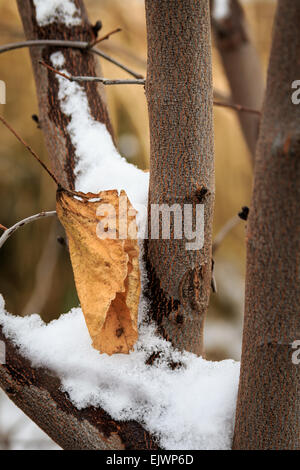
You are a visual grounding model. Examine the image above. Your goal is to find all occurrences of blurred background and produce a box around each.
[0,0,275,450]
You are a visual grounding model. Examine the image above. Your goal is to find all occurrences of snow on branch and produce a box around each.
[49,51,149,225]
[0,293,240,450]
[0,317,157,450]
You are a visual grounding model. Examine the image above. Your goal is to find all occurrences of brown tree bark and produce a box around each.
[233,0,300,450]
[144,0,214,356]
[16,0,113,189]
[0,0,156,450]
[212,0,264,162]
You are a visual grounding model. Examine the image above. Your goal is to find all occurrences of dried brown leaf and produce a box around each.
[56,188,140,355]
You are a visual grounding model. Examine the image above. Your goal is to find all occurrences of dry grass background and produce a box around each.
[0,0,275,360]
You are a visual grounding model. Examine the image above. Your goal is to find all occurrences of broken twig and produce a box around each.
[89,27,122,47]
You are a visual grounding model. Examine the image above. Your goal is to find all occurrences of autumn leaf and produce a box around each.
[56,188,140,355]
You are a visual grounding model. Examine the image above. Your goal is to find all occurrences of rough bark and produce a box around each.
[212,0,264,162]
[16,0,113,189]
[233,0,300,450]
[144,0,214,356]
[0,326,159,450]
[0,0,158,450]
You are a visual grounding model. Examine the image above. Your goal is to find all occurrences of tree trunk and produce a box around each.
[16,0,113,189]
[144,0,214,356]
[212,0,264,162]
[233,0,300,450]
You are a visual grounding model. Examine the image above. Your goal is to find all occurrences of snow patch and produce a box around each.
[50,52,149,233]
[33,0,81,27]
[213,0,230,21]
[0,294,239,450]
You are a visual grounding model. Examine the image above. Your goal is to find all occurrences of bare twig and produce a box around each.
[39,61,145,85]
[41,62,261,113]
[100,42,147,69]
[0,39,144,79]
[0,212,57,249]
[0,116,81,198]
[213,100,261,116]
[79,78,145,85]
[39,61,71,80]
[212,215,241,254]
[0,224,7,231]
[88,48,144,79]
[0,115,102,196]
[89,27,122,47]
[0,115,59,185]
[0,39,88,54]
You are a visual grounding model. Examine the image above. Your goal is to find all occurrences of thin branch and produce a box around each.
[212,215,241,254]
[80,78,145,85]
[0,115,59,185]
[100,41,147,69]
[39,61,72,81]
[0,212,57,249]
[89,27,122,47]
[40,61,261,115]
[0,39,88,54]
[0,116,81,198]
[213,100,261,116]
[0,114,112,201]
[0,224,7,231]
[39,61,145,85]
[90,48,144,79]
[0,39,144,79]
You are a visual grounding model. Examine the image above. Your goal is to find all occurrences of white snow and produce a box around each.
[213,0,230,21]
[33,0,81,27]
[50,52,149,232]
[0,293,239,450]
